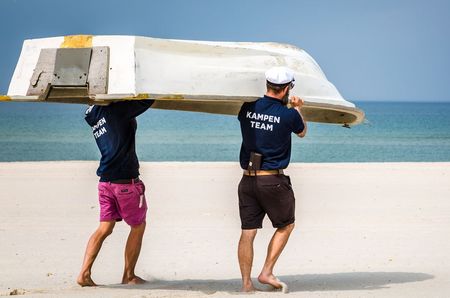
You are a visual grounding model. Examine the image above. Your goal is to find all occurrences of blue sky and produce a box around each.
[0,0,449,102]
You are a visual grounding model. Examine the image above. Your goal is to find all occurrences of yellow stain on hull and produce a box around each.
[61,35,93,48]
[123,94,186,101]
[123,94,151,100]
[159,95,185,100]
[0,95,11,101]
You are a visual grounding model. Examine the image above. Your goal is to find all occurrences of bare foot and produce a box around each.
[122,275,146,285]
[258,273,288,293]
[77,272,97,287]
[241,284,257,292]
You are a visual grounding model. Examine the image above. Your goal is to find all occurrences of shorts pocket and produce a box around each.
[133,182,145,195]
[260,183,282,189]
[116,188,135,199]
[133,182,147,209]
[257,175,283,189]
[113,185,137,206]
[282,175,292,191]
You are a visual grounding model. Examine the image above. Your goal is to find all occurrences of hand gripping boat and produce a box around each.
[2,35,364,126]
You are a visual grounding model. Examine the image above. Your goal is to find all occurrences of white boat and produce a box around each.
[2,35,364,125]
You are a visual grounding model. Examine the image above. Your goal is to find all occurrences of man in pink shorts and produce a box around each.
[77,100,154,286]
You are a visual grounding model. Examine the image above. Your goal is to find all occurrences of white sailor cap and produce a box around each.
[265,66,295,85]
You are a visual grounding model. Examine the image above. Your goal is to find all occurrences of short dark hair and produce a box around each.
[266,81,290,94]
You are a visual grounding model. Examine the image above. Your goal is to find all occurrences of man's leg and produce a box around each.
[122,222,146,284]
[77,221,116,286]
[258,223,295,288]
[238,229,258,292]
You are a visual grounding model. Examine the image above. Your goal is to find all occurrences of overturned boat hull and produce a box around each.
[3,35,364,125]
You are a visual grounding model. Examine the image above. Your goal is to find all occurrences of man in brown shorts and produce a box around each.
[237,66,307,292]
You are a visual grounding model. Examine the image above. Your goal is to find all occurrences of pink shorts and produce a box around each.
[98,180,148,226]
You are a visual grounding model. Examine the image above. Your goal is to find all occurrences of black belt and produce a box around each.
[109,178,140,184]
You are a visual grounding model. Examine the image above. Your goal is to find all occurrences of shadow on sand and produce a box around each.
[103,271,433,294]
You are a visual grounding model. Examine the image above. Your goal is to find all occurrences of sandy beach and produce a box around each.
[0,161,449,297]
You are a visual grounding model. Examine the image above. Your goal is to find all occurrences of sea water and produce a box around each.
[0,102,449,162]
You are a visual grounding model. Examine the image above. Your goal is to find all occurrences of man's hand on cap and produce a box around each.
[290,96,304,108]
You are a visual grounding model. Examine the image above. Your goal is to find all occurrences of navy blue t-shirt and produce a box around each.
[84,100,154,181]
[238,95,305,170]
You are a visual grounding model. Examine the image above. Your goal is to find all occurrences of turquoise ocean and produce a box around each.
[0,102,449,162]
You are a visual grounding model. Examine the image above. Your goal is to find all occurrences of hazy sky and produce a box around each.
[0,0,449,102]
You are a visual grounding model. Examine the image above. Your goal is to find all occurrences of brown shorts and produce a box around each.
[238,174,295,229]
